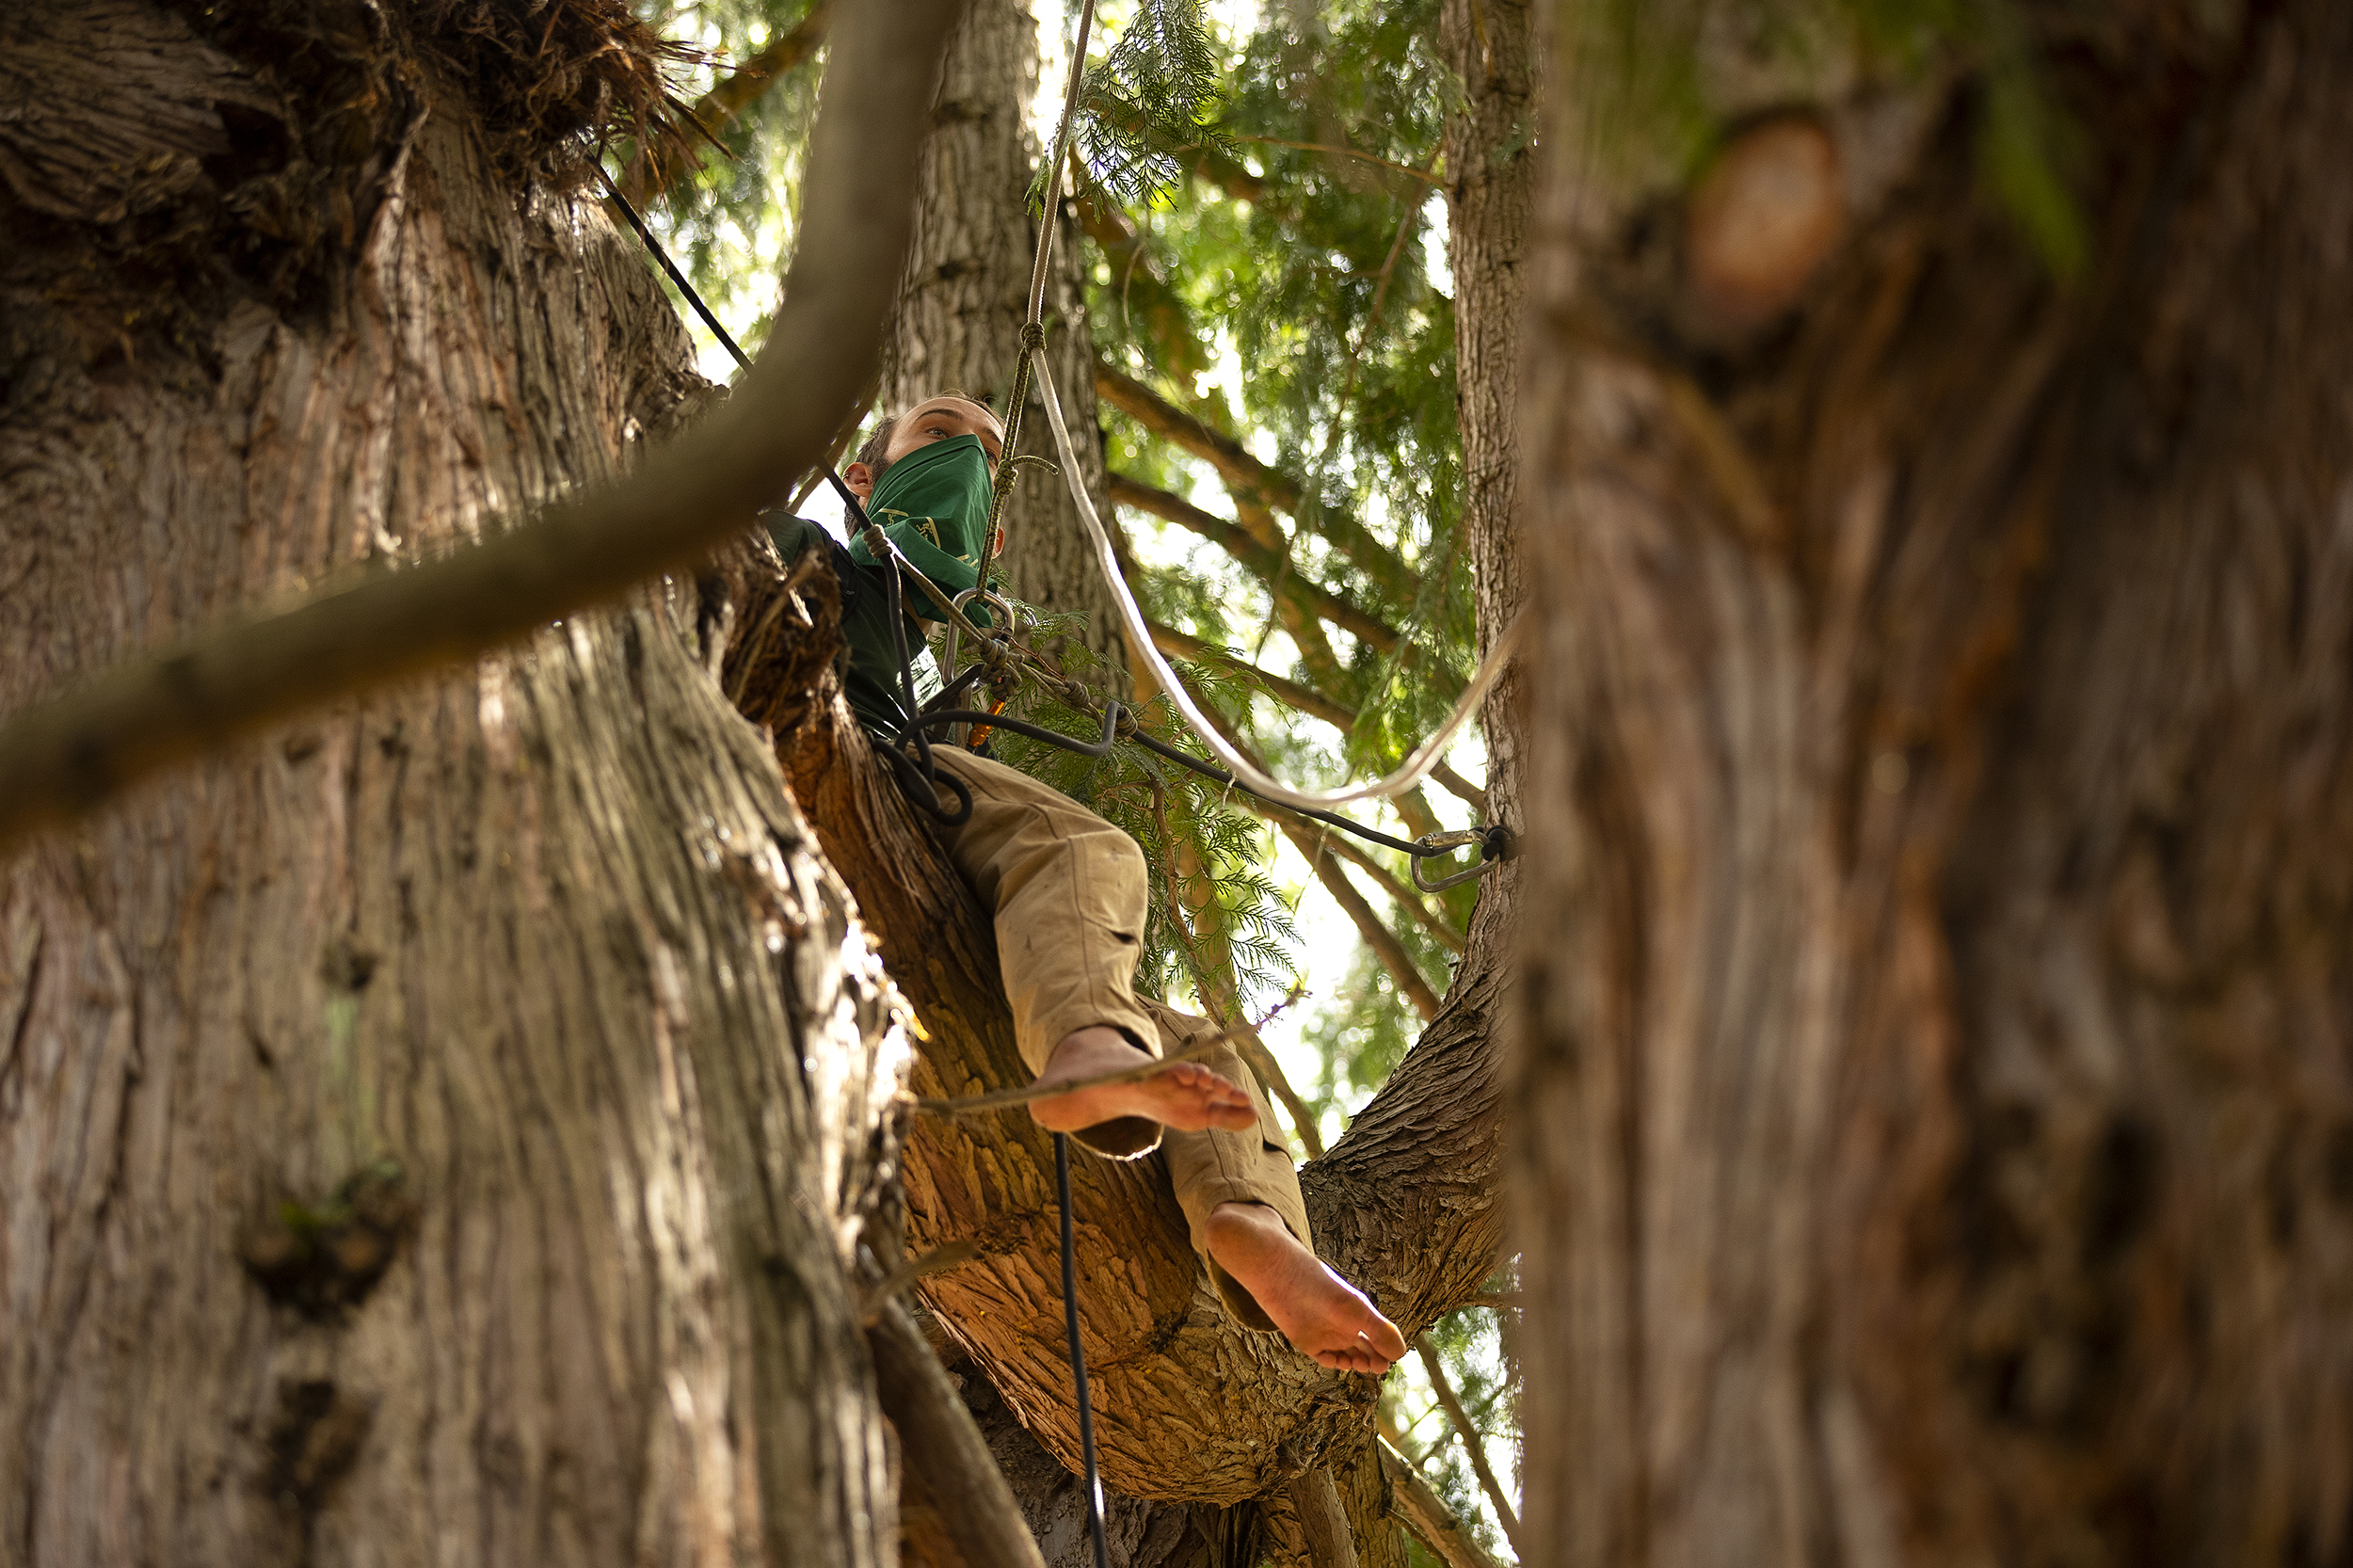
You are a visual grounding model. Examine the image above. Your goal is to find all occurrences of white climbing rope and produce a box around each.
[1032,346,1527,811]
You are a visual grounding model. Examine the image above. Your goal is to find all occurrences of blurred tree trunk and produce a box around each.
[1517,3,2353,1564]
[0,6,904,1565]
[880,0,1130,684]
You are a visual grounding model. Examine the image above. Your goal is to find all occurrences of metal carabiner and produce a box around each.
[944,586,1027,690]
[1409,825,1514,893]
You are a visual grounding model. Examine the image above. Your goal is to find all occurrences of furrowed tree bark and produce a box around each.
[0,4,931,1563]
[1519,4,2353,1564]
[880,0,1130,684]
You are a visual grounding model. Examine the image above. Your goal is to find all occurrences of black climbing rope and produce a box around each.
[595,165,875,531]
[1056,1132,1112,1568]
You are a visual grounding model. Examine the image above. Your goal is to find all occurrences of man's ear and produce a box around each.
[843,461,875,501]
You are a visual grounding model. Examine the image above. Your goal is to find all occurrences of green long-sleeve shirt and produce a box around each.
[762,513,931,738]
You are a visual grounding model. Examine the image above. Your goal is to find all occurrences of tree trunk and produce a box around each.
[1517,4,2353,1564]
[881,0,1130,684]
[0,7,903,1564]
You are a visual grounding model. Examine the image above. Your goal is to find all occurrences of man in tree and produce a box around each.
[769,392,1408,1374]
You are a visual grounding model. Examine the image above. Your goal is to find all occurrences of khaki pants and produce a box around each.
[927,746,1309,1332]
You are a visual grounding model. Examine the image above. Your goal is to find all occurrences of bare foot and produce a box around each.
[1205,1201,1408,1373]
[1029,1026,1258,1137]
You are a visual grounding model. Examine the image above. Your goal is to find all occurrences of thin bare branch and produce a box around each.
[1112,473,1430,669]
[1310,828,1466,954]
[1416,1337,1524,1554]
[1233,1026,1326,1160]
[1147,618,1356,729]
[0,0,964,856]
[1432,760,1487,815]
[1126,626,1470,953]
[1380,1437,1507,1568]
[858,1240,981,1320]
[1334,184,1426,414]
[1145,665,1449,1019]
[868,1298,1047,1568]
[1284,821,1443,1021]
[1145,607,1490,821]
[1094,362,1418,603]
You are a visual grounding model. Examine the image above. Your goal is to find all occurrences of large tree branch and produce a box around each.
[751,634,1380,1505]
[728,559,1510,1510]
[0,0,959,855]
[1095,361,1418,604]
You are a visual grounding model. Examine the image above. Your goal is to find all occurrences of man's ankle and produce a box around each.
[1040,1025,1145,1081]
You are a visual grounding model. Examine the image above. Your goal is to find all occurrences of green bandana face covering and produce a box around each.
[846,432,996,598]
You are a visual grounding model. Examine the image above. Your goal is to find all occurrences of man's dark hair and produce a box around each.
[854,391,993,483]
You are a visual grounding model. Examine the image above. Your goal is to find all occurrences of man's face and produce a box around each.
[843,396,1004,501]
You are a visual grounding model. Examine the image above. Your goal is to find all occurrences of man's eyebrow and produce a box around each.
[916,398,1000,428]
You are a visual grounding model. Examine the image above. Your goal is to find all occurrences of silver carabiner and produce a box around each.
[1411,828,1500,893]
[945,586,1027,680]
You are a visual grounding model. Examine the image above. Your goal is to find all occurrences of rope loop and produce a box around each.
[1409,829,1497,892]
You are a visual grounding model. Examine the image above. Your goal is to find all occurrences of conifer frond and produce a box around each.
[1033,0,1232,211]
